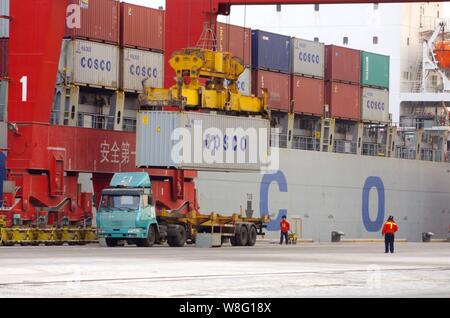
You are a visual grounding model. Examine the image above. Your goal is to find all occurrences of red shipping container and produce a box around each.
[216,22,251,66]
[120,3,164,51]
[0,38,7,77]
[325,45,361,84]
[252,70,290,112]
[326,82,361,121]
[292,76,324,116]
[65,0,120,44]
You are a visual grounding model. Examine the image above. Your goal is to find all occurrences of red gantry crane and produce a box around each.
[0,0,442,245]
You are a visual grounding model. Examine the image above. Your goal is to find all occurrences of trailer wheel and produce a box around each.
[105,238,118,247]
[234,225,248,246]
[247,225,257,246]
[137,226,156,247]
[167,225,187,247]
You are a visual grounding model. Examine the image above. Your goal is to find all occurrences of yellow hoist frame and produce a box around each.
[139,48,269,116]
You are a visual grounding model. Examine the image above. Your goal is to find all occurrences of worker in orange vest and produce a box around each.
[382,216,399,253]
[280,215,290,245]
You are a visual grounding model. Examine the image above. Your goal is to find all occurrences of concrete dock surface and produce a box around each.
[0,242,449,298]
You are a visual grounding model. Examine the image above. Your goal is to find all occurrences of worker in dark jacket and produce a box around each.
[280,216,290,245]
[382,215,399,253]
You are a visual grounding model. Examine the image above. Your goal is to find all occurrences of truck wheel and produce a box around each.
[137,226,156,247]
[247,225,257,246]
[167,225,187,247]
[235,225,248,246]
[105,238,118,247]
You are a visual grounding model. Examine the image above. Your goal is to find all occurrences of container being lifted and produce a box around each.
[96,172,268,247]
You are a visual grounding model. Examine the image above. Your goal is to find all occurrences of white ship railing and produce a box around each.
[271,132,288,149]
[77,112,114,130]
[396,147,416,160]
[362,143,386,157]
[123,117,137,132]
[421,149,443,162]
[292,135,320,151]
[334,140,357,155]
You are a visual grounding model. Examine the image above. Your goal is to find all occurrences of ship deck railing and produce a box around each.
[292,135,320,152]
[270,132,288,148]
[362,143,386,157]
[334,140,357,155]
[421,148,443,162]
[395,147,417,160]
[50,111,138,132]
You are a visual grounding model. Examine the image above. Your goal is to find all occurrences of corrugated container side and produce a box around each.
[0,38,7,77]
[325,45,361,84]
[225,68,251,96]
[65,0,120,44]
[120,3,164,51]
[217,22,251,67]
[252,30,291,73]
[326,82,360,121]
[121,48,164,92]
[137,111,270,172]
[0,80,7,121]
[291,38,325,78]
[361,87,390,123]
[361,51,390,89]
[252,70,290,112]
[0,0,9,38]
[63,39,120,89]
[292,76,324,116]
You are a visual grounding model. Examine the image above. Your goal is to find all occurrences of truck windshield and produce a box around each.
[99,195,140,212]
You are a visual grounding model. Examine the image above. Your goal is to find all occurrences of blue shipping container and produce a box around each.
[0,152,5,202]
[252,30,291,74]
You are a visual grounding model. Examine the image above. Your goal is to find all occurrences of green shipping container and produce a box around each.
[361,52,390,89]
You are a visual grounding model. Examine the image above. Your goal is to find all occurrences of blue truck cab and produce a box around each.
[96,172,159,247]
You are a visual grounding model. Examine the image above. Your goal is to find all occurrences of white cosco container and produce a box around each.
[61,39,119,89]
[137,111,271,172]
[121,48,164,93]
[361,87,390,123]
[291,38,325,78]
[0,0,9,38]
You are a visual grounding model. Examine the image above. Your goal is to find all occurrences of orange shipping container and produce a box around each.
[326,82,360,121]
[217,22,251,66]
[292,76,324,116]
[252,70,290,112]
[325,45,361,84]
[120,3,164,51]
[65,0,120,44]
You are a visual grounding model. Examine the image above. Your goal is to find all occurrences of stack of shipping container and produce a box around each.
[217,22,252,96]
[251,30,291,113]
[325,45,362,121]
[291,38,325,117]
[0,0,8,122]
[324,45,362,153]
[360,51,390,123]
[58,0,164,130]
[1,0,391,151]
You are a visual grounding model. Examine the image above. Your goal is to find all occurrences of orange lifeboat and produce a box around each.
[435,41,450,69]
